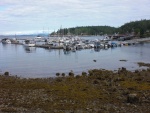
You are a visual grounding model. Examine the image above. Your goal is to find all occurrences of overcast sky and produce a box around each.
[0,0,150,35]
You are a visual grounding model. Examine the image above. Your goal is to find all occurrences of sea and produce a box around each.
[0,35,150,78]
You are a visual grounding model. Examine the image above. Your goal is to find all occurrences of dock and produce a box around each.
[35,44,63,49]
[133,37,150,42]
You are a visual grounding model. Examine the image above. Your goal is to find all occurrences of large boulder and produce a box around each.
[127,93,139,104]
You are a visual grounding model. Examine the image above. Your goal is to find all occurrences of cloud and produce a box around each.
[0,0,150,34]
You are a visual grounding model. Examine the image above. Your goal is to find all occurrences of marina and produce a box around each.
[0,36,150,78]
[0,1,150,112]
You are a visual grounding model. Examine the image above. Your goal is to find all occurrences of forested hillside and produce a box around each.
[50,19,150,37]
[119,19,150,37]
[51,26,116,36]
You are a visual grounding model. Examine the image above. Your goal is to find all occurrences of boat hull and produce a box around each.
[1,39,11,44]
[24,44,35,47]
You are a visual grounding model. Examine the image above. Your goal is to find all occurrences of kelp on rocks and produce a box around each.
[0,63,150,112]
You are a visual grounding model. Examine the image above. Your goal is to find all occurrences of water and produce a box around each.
[0,36,150,78]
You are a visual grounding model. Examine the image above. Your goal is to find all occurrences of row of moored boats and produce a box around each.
[0,36,138,51]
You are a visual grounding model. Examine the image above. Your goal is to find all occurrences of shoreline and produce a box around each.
[0,62,150,112]
[0,61,149,79]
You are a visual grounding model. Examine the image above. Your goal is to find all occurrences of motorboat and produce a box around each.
[24,40,35,47]
[34,36,45,42]
[1,38,11,44]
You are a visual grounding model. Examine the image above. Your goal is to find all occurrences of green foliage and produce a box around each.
[119,19,150,37]
[51,19,150,37]
[52,26,117,36]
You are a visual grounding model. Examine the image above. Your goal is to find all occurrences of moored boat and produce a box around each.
[24,40,35,47]
[34,36,45,42]
[1,38,11,44]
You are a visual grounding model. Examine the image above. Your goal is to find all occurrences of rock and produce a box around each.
[93,80,99,84]
[4,71,9,76]
[127,93,139,104]
[93,60,97,62]
[122,67,126,71]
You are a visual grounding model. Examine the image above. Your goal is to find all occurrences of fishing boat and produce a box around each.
[24,40,35,47]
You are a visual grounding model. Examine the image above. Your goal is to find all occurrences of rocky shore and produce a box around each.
[0,62,150,113]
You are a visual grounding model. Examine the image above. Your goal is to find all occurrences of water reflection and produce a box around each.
[23,46,36,53]
[63,50,71,55]
[1,43,8,47]
[94,48,101,52]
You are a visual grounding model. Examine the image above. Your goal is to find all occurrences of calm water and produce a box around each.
[0,36,150,78]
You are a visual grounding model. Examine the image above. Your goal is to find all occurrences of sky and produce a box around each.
[0,0,150,35]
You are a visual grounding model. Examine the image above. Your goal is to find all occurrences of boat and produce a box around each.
[34,36,45,42]
[76,43,84,49]
[1,38,11,44]
[63,43,71,51]
[94,41,101,48]
[24,40,35,47]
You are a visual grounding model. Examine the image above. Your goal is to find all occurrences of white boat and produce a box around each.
[88,44,94,48]
[76,43,84,49]
[1,38,11,44]
[34,36,45,42]
[24,40,35,47]
[63,43,71,51]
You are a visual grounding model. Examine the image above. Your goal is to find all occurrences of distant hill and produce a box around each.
[0,33,49,37]
[51,26,117,36]
[51,19,150,37]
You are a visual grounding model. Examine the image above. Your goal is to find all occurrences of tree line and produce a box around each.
[50,19,150,37]
[118,19,150,37]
